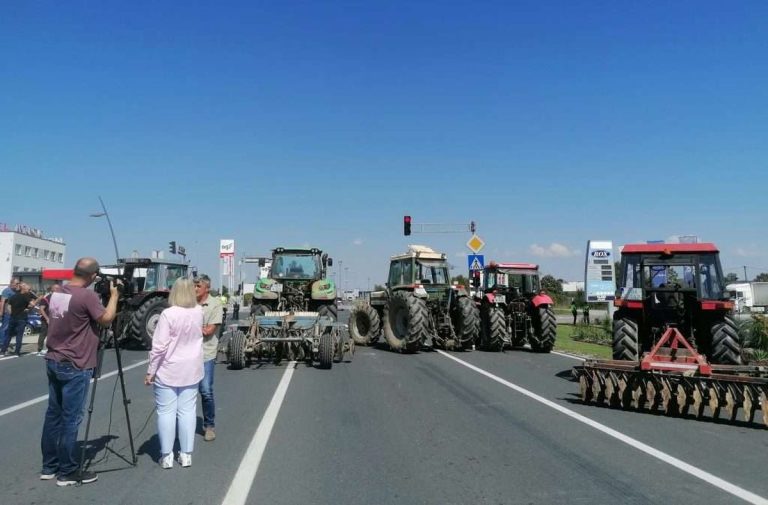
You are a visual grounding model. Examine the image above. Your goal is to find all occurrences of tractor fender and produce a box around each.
[311,279,336,300]
[531,294,554,308]
[253,278,279,300]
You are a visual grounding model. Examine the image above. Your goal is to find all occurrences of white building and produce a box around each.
[0,223,66,288]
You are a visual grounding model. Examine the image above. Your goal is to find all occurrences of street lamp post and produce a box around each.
[89,196,121,262]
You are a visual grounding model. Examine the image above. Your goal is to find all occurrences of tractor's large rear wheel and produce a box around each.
[482,306,506,352]
[711,316,742,365]
[128,297,168,348]
[613,317,639,361]
[349,304,381,345]
[530,306,556,353]
[452,296,480,350]
[318,303,338,321]
[383,291,429,352]
[318,328,334,369]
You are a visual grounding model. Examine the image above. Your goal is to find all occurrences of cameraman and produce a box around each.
[40,258,120,487]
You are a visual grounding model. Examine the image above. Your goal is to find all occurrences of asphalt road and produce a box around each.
[1,309,767,505]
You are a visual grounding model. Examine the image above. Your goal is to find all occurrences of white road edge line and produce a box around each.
[222,362,296,505]
[0,359,149,418]
[550,350,585,361]
[437,350,768,505]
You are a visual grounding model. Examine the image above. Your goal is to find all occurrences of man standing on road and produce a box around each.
[41,258,119,486]
[36,284,62,355]
[570,300,578,325]
[0,277,20,352]
[194,274,223,442]
[582,304,590,325]
[2,283,36,356]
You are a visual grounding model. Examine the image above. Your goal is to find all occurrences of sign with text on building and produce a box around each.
[584,240,616,302]
[220,239,235,258]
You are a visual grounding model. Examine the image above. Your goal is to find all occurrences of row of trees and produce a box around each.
[725,272,768,283]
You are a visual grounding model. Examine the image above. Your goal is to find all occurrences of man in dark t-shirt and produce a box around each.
[2,283,36,356]
[40,258,119,487]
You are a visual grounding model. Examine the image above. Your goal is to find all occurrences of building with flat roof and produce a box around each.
[0,223,66,290]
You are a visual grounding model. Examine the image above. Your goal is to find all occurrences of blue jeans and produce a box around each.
[154,381,197,455]
[0,313,10,350]
[198,359,215,429]
[41,360,93,476]
[3,317,26,355]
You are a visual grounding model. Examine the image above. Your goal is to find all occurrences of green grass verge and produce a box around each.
[554,324,612,360]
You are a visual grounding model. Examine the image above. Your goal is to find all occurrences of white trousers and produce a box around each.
[153,381,198,455]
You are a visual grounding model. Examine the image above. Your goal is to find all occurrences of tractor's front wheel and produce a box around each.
[711,316,742,365]
[529,306,556,352]
[251,304,270,317]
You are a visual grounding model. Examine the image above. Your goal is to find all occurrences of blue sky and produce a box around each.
[2,1,767,289]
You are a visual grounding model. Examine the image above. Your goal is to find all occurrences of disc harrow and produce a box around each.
[574,327,768,428]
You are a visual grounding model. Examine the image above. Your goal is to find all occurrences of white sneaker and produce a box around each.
[160,453,173,469]
[178,452,192,468]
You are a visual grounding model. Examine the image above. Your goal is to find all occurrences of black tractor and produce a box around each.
[99,258,189,348]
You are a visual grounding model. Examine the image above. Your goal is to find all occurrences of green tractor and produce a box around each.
[349,245,479,352]
[251,247,337,320]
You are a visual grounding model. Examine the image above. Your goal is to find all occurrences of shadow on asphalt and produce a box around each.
[559,396,768,430]
[555,369,578,382]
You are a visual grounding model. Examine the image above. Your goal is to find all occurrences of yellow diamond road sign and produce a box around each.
[467,234,485,253]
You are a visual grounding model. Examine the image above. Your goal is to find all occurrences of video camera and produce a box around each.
[94,273,128,302]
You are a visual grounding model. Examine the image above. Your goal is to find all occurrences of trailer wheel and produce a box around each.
[318,328,334,369]
[613,318,639,361]
[452,296,480,350]
[128,297,168,348]
[318,304,338,321]
[482,307,506,352]
[530,306,556,352]
[711,316,743,365]
[383,291,429,352]
[349,304,381,345]
[228,330,248,370]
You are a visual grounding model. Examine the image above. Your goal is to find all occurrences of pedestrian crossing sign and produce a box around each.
[468,254,484,271]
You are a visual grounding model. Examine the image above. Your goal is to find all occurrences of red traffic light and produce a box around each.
[404,215,412,236]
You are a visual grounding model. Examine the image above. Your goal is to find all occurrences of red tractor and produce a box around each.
[475,262,556,352]
[613,243,742,364]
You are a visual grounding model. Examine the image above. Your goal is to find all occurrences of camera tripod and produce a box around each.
[78,323,137,483]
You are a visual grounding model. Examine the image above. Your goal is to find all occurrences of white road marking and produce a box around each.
[550,350,585,361]
[221,362,296,505]
[0,359,149,418]
[437,350,768,505]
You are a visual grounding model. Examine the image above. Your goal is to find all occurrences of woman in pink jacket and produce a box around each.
[144,278,203,469]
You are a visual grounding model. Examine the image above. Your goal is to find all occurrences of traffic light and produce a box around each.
[470,221,476,234]
[169,241,177,254]
[404,215,412,236]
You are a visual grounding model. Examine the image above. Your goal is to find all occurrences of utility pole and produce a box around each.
[744,265,749,282]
